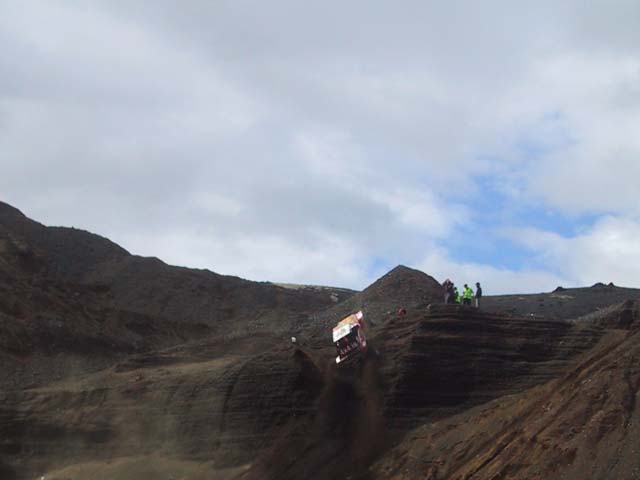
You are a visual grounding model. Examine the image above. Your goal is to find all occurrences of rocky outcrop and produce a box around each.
[1,305,606,480]
[305,265,444,339]
[240,306,605,480]
[376,305,601,430]
[0,201,359,390]
[483,285,640,320]
[370,316,640,480]
[0,341,324,479]
[4,201,640,480]
[586,299,640,330]
[0,201,355,336]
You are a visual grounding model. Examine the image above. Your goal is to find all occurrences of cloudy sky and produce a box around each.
[2,1,639,293]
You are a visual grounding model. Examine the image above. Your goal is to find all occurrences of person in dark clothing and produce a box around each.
[443,279,454,304]
[475,282,482,308]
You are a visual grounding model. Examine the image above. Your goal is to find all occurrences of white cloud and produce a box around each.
[119,228,373,288]
[506,216,640,287]
[416,247,569,295]
[1,1,640,291]
[517,54,640,215]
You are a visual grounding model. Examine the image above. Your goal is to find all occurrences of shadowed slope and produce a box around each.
[0,201,355,336]
[3,201,640,480]
[1,304,606,480]
[238,305,604,480]
[371,301,640,480]
[483,284,640,320]
[305,265,443,339]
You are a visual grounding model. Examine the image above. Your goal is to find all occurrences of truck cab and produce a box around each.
[333,310,367,364]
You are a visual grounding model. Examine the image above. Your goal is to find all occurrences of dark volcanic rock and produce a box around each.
[375,305,601,429]
[306,265,443,339]
[240,305,604,480]
[371,311,640,480]
[1,304,606,480]
[0,201,355,342]
[483,285,640,320]
[0,343,325,479]
[0,202,129,279]
[3,200,640,480]
[581,299,640,330]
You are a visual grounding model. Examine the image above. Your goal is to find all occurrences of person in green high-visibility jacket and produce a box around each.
[462,284,473,305]
[453,286,461,304]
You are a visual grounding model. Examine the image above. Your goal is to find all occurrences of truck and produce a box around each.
[332,310,367,364]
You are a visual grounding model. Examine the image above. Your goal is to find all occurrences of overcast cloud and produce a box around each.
[1,0,639,293]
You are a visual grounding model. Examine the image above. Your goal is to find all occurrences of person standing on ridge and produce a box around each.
[475,282,482,308]
[453,285,461,304]
[443,279,453,303]
[463,284,473,306]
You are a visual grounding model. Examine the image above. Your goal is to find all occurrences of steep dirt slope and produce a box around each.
[1,304,606,480]
[0,337,324,480]
[370,300,640,480]
[4,201,640,480]
[239,305,604,480]
[0,202,129,279]
[0,233,213,389]
[305,265,443,339]
[0,200,359,391]
[0,201,354,335]
[373,305,601,429]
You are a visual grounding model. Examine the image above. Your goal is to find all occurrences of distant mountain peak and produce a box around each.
[0,201,28,221]
[368,264,441,290]
[386,264,418,275]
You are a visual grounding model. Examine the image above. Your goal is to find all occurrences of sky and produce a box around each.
[1,0,639,293]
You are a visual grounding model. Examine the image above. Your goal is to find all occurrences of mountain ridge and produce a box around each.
[3,201,640,480]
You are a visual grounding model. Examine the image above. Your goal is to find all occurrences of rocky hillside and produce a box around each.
[483,283,640,319]
[0,201,354,390]
[0,202,354,330]
[304,265,444,339]
[370,300,640,480]
[3,201,640,480]
[0,201,354,343]
[0,231,212,388]
[2,303,613,480]
[241,305,605,480]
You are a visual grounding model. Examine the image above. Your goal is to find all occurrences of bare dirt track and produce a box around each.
[2,201,640,480]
